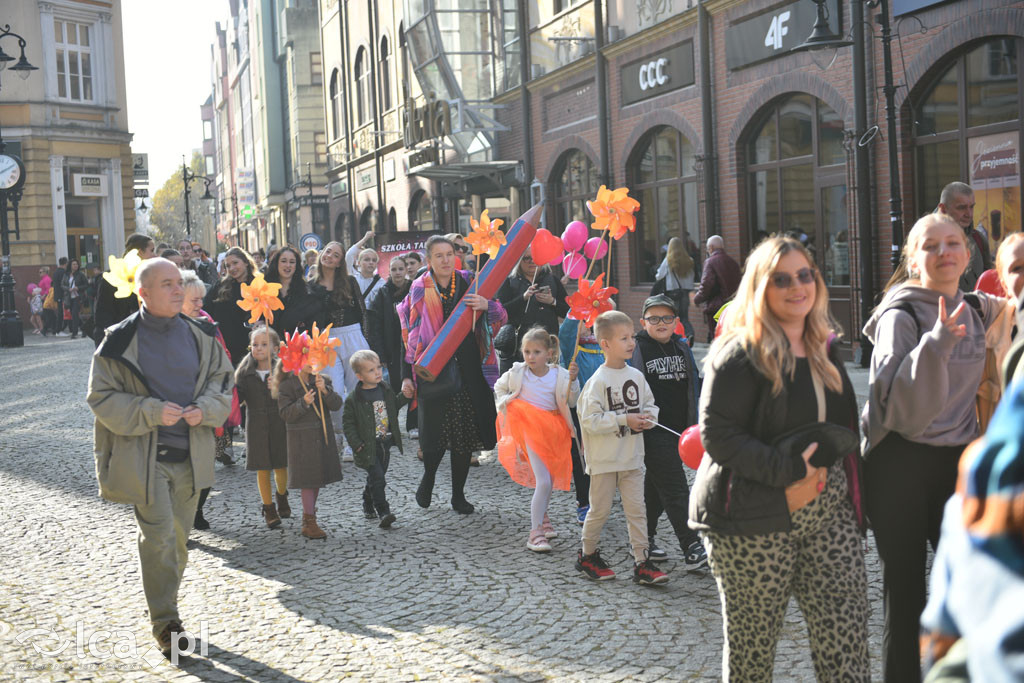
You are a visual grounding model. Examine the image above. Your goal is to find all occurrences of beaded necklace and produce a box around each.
[436,272,457,301]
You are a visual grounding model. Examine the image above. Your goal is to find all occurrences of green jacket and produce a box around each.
[87,311,234,506]
[342,382,410,470]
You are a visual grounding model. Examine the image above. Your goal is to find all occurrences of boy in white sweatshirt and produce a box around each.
[575,310,668,586]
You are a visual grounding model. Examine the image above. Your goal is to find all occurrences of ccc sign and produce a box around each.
[638,58,669,91]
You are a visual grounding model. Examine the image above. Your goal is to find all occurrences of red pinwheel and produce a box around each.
[565,274,618,328]
[278,330,314,375]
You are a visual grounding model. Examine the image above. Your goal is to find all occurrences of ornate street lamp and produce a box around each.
[181,156,215,237]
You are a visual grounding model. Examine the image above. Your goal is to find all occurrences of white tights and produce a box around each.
[526,446,552,530]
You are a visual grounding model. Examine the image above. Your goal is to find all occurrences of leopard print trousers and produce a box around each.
[703,464,870,682]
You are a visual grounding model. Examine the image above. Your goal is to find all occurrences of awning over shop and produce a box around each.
[409,160,522,197]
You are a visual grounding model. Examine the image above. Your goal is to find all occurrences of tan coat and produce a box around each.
[87,312,234,506]
[277,373,344,489]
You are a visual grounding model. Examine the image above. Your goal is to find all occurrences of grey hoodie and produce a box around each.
[861,284,1002,454]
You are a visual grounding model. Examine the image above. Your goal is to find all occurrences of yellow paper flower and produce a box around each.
[237,273,284,325]
[587,185,641,240]
[466,210,507,259]
[102,249,144,299]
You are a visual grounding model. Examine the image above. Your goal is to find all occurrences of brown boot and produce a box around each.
[301,513,327,539]
[261,503,282,529]
[275,491,292,518]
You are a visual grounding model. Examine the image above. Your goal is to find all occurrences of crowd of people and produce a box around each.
[84,179,1024,681]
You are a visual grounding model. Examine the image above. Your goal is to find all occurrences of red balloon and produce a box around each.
[531,228,565,266]
[678,425,705,470]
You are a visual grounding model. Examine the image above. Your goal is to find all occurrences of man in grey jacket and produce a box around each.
[87,258,233,655]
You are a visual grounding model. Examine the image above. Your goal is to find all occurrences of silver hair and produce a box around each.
[707,235,724,251]
[940,181,974,206]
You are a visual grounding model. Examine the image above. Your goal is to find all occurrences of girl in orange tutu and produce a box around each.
[494,326,580,552]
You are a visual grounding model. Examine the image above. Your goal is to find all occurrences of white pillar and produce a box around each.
[104,157,125,262]
[50,155,68,261]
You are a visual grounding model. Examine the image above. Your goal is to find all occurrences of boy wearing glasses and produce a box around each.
[631,294,708,571]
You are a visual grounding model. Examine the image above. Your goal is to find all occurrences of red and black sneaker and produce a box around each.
[633,558,670,586]
[575,549,616,581]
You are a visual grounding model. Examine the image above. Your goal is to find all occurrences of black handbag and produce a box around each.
[772,421,858,471]
[416,358,463,401]
[494,323,518,357]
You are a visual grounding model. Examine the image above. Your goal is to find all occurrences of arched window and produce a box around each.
[359,206,378,233]
[355,47,368,126]
[914,38,1022,251]
[388,207,397,231]
[410,190,434,231]
[630,127,698,282]
[398,22,409,102]
[551,150,599,232]
[379,36,392,112]
[329,69,342,140]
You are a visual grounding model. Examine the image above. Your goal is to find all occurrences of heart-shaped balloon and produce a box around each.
[678,425,705,470]
[531,228,565,266]
[562,252,587,279]
[561,221,588,252]
[583,236,608,260]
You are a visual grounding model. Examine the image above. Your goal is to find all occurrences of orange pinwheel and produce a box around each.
[565,273,618,327]
[278,330,314,375]
[308,322,341,372]
[465,210,506,259]
[587,185,641,241]
[237,273,284,325]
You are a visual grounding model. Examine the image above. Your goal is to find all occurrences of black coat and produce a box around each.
[495,268,569,357]
[366,279,411,368]
[269,280,323,340]
[203,278,252,367]
[92,277,140,346]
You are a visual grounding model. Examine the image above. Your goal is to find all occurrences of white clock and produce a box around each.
[0,154,25,191]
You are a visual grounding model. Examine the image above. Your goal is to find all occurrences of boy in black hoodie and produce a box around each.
[631,294,707,570]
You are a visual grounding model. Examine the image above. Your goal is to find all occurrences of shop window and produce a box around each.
[629,127,699,283]
[914,38,1022,254]
[744,94,850,288]
[410,190,434,231]
[551,149,598,232]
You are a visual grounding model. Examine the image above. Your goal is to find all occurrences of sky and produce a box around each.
[122,1,227,191]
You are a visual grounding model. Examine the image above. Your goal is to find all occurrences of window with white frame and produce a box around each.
[54,19,94,102]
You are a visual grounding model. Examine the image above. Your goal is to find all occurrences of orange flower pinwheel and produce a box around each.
[465,210,506,259]
[237,273,284,325]
[278,330,313,375]
[307,322,341,372]
[587,185,641,241]
[565,274,618,327]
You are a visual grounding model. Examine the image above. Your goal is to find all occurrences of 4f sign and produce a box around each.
[765,11,791,50]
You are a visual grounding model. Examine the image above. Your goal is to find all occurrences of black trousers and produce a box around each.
[362,439,392,515]
[386,361,417,431]
[569,407,590,508]
[643,428,699,549]
[865,432,962,683]
[68,298,82,336]
[422,448,472,503]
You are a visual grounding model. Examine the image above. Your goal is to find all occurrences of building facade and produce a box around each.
[0,0,136,324]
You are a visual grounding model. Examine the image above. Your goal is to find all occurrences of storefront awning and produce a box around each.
[409,160,522,197]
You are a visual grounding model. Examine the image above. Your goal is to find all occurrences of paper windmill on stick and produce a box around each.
[278,329,328,441]
[237,273,284,325]
[102,249,144,299]
[465,209,506,325]
[587,185,641,241]
[308,322,341,373]
[565,273,618,328]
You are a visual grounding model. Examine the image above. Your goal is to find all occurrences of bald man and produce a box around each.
[87,258,233,657]
[693,235,741,341]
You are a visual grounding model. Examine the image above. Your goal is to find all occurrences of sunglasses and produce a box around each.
[521,255,534,263]
[644,315,677,325]
[770,267,816,289]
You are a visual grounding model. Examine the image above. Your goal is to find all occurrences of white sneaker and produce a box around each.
[56,331,70,337]
[342,445,354,462]
[527,528,552,553]
[409,428,419,439]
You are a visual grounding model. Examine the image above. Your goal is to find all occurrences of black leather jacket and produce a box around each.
[495,268,569,357]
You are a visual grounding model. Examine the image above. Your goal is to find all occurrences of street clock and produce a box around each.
[0,153,26,192]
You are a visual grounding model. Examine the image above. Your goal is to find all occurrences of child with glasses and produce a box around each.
[630,294,708,570]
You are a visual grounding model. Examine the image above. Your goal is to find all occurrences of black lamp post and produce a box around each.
[181,156,214,237]
[0,25,38,348]
[289,162,316,243]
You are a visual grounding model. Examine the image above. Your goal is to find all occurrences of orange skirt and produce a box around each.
[496,399,573,491]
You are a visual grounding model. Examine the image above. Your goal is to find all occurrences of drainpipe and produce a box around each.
[852,0,874,365]
[593,0,610,186]
[340,0,355,244]
[368,0,387,232]
[516,0,533,214]
[699,2,717,236]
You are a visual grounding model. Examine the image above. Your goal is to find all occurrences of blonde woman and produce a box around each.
[690,235,868,682]
[862,213,1005,681]
[653,237,695,340]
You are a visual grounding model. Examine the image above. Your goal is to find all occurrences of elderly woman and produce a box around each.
[182,269,240,528]
[398,235,507,514]
[495,246,569,375]
[692,235,869,681]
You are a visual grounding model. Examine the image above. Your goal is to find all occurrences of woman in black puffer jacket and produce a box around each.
[495,247,569,375]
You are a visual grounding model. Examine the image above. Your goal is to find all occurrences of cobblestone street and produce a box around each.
[1,336,884,681]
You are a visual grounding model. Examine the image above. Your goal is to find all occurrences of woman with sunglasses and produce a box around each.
[691,235,868,682]
[495,247,570,375]
[862,213,1006,681]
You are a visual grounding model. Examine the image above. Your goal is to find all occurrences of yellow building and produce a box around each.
[0,0,135,325]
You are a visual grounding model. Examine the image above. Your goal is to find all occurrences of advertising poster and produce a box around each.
[969,131,1021,252]
[373,230,441,278]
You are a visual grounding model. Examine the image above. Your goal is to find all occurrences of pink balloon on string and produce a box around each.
[583,236,608,260]
[562,252,587,279]
[561,221,588,252]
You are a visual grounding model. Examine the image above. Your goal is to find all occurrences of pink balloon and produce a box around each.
[561,221,588,252]
[562,252,587,279]
[583,237,608,260]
